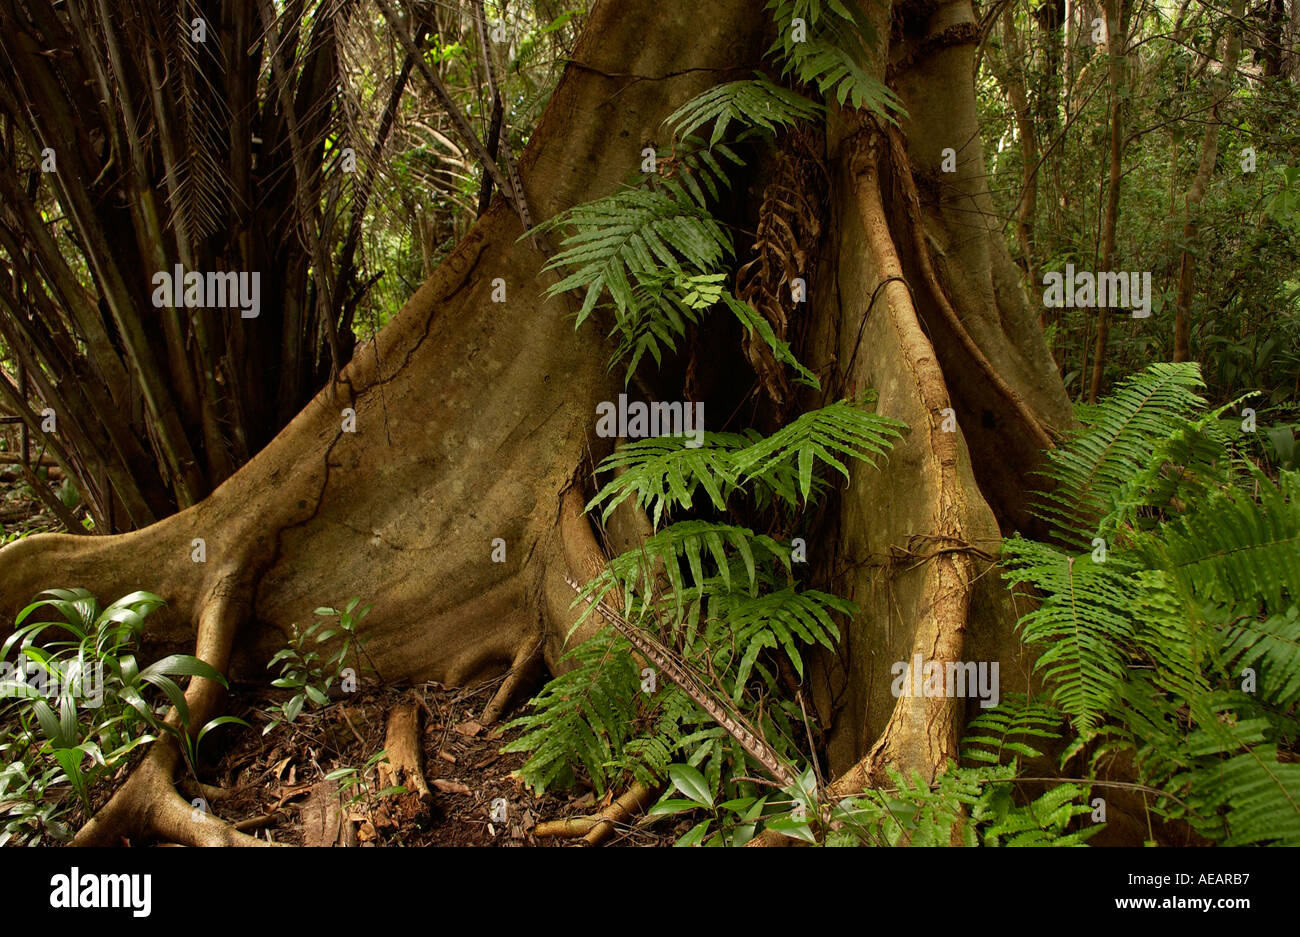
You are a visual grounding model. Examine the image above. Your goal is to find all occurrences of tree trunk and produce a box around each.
[0,0,1072,845]
[1087,0,1126,403]
[799,0,1072,787]
[995,8,1043,299]
[1172,0,1243,363]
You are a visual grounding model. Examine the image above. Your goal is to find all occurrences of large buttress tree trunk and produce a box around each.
[803,0,1072,790]
[0,0,1071,845]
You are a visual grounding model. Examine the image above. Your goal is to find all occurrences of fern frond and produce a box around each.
[577,521,792,626]
[977,779,1097,846]
[538,187,733,326]
[710,585,850,690]
[664,75,822,146]
[1032,362,1209,547]
[1001,538,1145,730]
[658,141,745,209]
[730,395,906,505]
[1176,707,1300,846]
[1217,607,1300,707]
[502,631,641,795]
[1006,365,1300,846]
[1158,467,1300,612]
[962,695,1066,765]
[831,761,1094,846]
[764,0,904,118]
[587,434,748,527]
[587,399,905,528]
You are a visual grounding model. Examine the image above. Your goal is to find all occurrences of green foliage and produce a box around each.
[505,525,848,797]
[981,4,1300,404]
[501,630,644,794]
[645,750,1096,847]
[263,598,372,734]
[506,394,903,798]
[648,762,775,846]
[0,526,32,547]
[1004,363,1300,845]
[823,762,1096,847]
[962,696,1072,765]
[1264,165,1300,229]
[586,395,905,526]
[730,395,904,503]
[535,141,773,379]
[765,0,903,116]
[1031,362,1222,548]
[664,75,823,146]
[0,589,243,844]
[537,162,735,324]
[324,748,407,805]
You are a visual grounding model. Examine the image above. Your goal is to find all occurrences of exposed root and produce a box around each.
[378,698,433,803]
[179,779,237,803]
[74,740,269,846]
[233,814,279,832]
[74,572,269,846]
[533,781,657,845]
[533,818,597,838]
[480,637,543,725]
[581,781,657,845]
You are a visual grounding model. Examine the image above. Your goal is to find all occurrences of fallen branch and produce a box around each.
[378,698,433,803]
[565,577,796,787]
[0,452,57,466]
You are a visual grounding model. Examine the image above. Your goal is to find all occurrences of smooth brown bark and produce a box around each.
[805,0,1071,784]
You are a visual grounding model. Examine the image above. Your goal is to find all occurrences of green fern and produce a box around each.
[512,386,902,803]
[587,396,906,526]
[574,520,791,622]
[1217,607,1300,706]
[1031,361,1213,547]
[537,185,733,327]
[827,761,1095,846]
[1001,539,1147,730]
[1157,465,1300,611]
[962,695,1069,765]
[664,75,823,146]
[765,0,904,117]
[501,631,641,795]
[1184,745,1300,846]
[730,393,905,504]
[1005,362,1300,845]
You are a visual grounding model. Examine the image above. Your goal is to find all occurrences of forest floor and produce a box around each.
[0,467,674,847]
[202,680,672,847]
